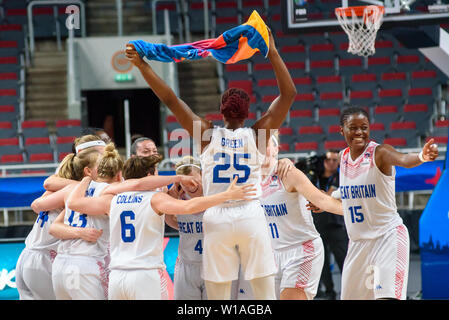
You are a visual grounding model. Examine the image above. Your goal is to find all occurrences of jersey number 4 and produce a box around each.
[120,210,136,242]
[213,153,251,183]
[194,239,203,255]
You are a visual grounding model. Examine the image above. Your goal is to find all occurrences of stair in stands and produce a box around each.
[26,40,67,132]
[86,0,153,36]
[177,56,221,118]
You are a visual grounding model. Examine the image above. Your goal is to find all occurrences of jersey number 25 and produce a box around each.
[213,153,251,183]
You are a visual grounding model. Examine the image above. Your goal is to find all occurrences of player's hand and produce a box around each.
[125,43,146,68]
[179,175,199,193]
[225,177,257,201]
[81,176,92,184]
[420,138,439,162]
[168,182,184,199]
[306,201,323,213]
[79,228,103,243]
[276,158,294,180]
[267,27,277,57]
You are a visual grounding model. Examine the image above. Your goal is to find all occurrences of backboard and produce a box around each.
[282,0,449,33]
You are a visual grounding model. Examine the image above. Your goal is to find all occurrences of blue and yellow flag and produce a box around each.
[129,10,269,64]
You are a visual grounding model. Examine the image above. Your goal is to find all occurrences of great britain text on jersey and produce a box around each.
[340,184,376,200]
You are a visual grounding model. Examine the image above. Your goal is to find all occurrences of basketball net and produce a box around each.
[335,5,385,57]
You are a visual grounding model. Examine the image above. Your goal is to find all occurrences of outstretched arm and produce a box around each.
[252,30,297,144]
[151,177,257,215]
[101,175,197,195]
[281,166,343,215]
[376,138,439,174]
[66,177,112,215]
[125,44,212,149]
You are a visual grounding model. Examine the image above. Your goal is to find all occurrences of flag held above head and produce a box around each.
[129,10,269,64]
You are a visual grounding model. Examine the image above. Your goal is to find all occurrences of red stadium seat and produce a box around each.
[0,121,12,129]
[290,109,314,127]
[0,154,23,164]
[279,143,290,152]
[295,142,318,152]
[427,136,448,145]
[228,80,253,96]
[299,125,324,135]
[29,153,54,163]
[390,121,417,131]
[324,140,347,150]
[383,137,407,147]
[56,136,76,144]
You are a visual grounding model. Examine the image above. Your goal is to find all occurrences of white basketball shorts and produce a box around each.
[202,201,277,282]
[52,253,109,300]
[108,268,168,300]
[174,258,206,300]
[341,224,410,300]
[234,237,324,300]
[15,248,56,300]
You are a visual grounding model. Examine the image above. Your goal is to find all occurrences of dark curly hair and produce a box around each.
[340,106,370,126]
[219,87,250,120]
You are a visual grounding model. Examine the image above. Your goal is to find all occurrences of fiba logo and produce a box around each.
[65,5,80,30]
[111,50,133,73]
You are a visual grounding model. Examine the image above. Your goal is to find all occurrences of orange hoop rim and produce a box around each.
[335,5,385,17]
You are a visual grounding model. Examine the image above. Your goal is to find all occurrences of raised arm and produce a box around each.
[252,30,297,143]
[151,177,256,215]
[101,175,197,195]
[281,166,343,215]
[66,176,112,215]
[49,209,103,242]
[376,138,439,174]
[125,44,212,142]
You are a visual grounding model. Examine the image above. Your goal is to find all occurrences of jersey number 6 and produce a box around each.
[120,210,136,242]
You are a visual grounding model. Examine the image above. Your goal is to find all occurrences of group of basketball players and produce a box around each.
[13,30,439,300]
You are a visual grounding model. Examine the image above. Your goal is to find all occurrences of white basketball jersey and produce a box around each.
[199,127,264,201]
[109,191,165,270]
[24,209,60,253]
[339,141,403,241]
[176,193,204,263]
[260,172,320,250]
[58,181,110,258]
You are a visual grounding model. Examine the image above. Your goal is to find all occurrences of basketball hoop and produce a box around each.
[335,5,385,57]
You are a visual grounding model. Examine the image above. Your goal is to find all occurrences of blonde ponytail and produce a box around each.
[97,142,124,179]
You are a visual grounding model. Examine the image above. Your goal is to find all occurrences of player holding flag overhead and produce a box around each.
[126,21,297,299]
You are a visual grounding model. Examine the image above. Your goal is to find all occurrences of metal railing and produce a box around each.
[152,0,184,43]
[27,0,86,57]
[18,53,26,123]
[116,0,123,36]
[0,163,59,177]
